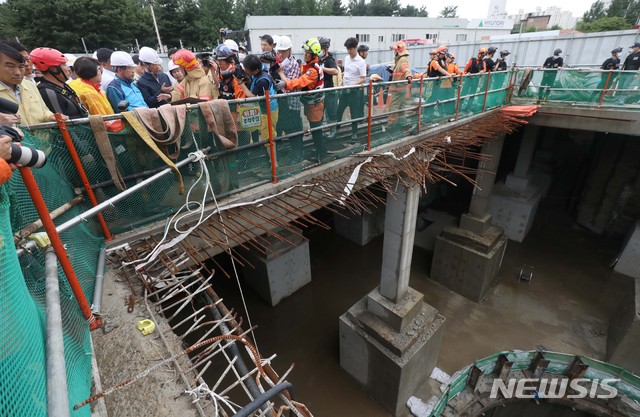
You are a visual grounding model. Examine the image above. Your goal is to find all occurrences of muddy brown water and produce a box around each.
[202,204,630,417]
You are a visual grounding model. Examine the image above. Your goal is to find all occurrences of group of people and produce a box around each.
[2,36,640,166]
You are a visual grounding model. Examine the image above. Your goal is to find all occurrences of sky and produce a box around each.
[407,0,592,20]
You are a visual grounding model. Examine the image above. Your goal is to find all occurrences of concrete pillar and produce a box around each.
[242,227,311,306]
[614,221,640,279]
[607,276,640,375]
[431,134,509,302]
[340,180,445,416]
[333,207,384,246]
[489,125,544,242]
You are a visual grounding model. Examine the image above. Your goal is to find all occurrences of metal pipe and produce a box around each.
[265,89,277,183]
[19,167,98,329]
[200,290,271,416]
[366,79,373,150]
[44,247,71,417]
[91,245,107,316]
[417,75,425,132]
[55,114,112,241]
[599,70,613,108]
[55,149,207,235]
[232,381,293,417]
[13,195,84,244]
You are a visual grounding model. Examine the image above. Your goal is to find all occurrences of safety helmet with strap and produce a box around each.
[392,41,407,53]
[30,47,67,72]
[173,49,198,71]
[303,38,321,55]
[214,44,235,61]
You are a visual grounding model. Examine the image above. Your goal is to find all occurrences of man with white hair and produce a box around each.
[275,35,303,150]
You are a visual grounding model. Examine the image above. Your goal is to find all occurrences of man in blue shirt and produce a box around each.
[136,47,173,108]
[106,51,148,113]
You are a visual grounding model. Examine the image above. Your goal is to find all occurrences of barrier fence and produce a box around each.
[429,350,640,417]
[4,68,638,416]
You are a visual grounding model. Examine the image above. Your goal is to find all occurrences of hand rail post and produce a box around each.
[598,70,613,108]
[264,90,277,183]
[367,79,373,150]
[417,75,424,134]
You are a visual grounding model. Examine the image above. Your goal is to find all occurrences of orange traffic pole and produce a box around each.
[455,74,462,121]
[19,167,100,330]
[55,114,112,241]
[367,79,373,150]
[416,75,424,134]
[598,71,613,108]
[264,90,277,183]
[482,72,491,112]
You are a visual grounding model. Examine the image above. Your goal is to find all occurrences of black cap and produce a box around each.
[318,37,331,48]
[631,42,640,48]
[500,50,510,55]
[260,34,274,45]
[612,47,623,54]
[488,46,497,53]
[357,44,369,52]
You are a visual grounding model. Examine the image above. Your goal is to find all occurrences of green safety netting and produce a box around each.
[429,350,640,417]
[0,73,514,416]
[515,69,640,105]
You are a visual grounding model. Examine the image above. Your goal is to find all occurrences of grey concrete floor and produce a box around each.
[210,204,632,417]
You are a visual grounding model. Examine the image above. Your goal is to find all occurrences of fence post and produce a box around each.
[55,114,112,241]
[264,90,277,183]
[417,75,424,134]
[482,71,491,112]
[455,74,462,121]
[367,79,373,150]
[19,167,100,330]
[598,70,613,108]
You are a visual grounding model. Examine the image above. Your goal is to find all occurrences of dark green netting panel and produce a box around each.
[515,69,640,105]
[3,131,100,416]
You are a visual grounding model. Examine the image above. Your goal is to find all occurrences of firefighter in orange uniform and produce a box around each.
[277,38,326,162]
[387,41,413,130]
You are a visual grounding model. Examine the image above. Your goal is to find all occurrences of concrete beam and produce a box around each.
[528,105,640,135]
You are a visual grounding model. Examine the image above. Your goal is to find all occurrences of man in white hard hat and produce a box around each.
[106,51,148,112]
[274,35,303,147]
[136,46,173,108]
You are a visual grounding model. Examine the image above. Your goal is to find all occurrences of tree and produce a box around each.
[439,5,458,18]
[368,0,400,16]
[549,24,562,30]
[347,0,368,15]
[398,5,428,17]
[2,0,155,51]
[583,0,607,23]
[331,0,346,15]
[577,16,630,32]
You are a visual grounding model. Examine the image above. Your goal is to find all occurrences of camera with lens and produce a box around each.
[196,52,213,69]
[0,97,47,168]
[221,64,251,85]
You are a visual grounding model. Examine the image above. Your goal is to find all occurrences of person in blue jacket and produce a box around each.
[106,51,148,112]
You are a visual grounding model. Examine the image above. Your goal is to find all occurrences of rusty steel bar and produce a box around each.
[265,89,277,183]
[598,70,613,108]
[417,75,425,133]
[367,79,373,150]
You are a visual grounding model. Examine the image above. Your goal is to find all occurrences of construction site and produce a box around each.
[2,63,640,417]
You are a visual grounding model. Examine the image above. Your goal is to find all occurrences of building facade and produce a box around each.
[244,16,514,53]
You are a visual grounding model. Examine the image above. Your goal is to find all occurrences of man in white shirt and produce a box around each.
[337,37,366,139]
[95,48,115,91]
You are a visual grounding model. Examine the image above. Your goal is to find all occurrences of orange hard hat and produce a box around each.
[436,45,448,53]
[430,49,437,55]
[392,41,407,52]
[479,47,488,54]
[173,49,197,71]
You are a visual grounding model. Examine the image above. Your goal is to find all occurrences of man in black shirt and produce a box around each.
[30,47,88,119]
[539,48,563,101]
[319,37,339,138]
[484,47,498,72]
[495,50,510,71]
[617,42,640,103]
[592,47,622,102]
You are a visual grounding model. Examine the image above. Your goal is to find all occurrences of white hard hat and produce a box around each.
[64,53,78,65]
[110,51,136,67]
[139,46,162,65]
[276,36,292,51]
[168,61,180,72]
[272,35,281,47]
[223,39,239,53]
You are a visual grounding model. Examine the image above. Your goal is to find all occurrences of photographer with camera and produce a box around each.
[171,49,218,101]
[0,43,58,125]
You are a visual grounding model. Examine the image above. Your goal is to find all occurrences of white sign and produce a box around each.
[468,19,514,30]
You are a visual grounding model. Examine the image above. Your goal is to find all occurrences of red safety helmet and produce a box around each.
[392,41,407,53]
[173,49,198,71]
[30,47,67,72]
